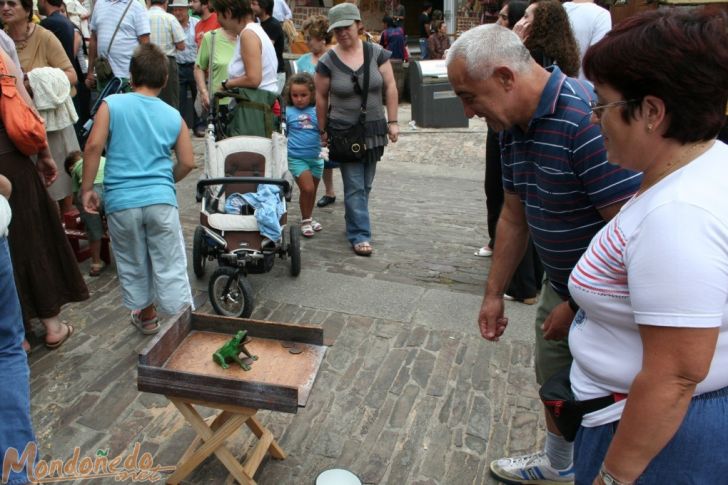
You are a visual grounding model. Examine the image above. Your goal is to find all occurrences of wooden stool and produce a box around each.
[166,397,286,485]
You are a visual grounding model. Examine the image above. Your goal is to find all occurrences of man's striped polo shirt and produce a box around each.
[501,66,642,298]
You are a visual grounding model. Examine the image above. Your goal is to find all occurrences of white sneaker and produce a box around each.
[475,246,493,257]
[489,451,574,484]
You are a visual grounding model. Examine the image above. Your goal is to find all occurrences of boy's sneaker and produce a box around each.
[490,451,574,484]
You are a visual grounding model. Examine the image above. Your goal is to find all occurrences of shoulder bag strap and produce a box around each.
[106,0,135,57]
[358,41,370,124]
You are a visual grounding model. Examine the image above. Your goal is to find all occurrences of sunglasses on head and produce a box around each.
[351,74,361,95]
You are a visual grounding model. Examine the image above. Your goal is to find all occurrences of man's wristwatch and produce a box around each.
[599,465,634,485]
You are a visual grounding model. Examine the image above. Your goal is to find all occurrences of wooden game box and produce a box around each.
[138,310,326,413]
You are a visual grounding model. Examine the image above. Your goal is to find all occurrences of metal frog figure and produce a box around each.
[212,330,258,370]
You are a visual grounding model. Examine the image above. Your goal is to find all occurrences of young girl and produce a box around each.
[285,73,324,237]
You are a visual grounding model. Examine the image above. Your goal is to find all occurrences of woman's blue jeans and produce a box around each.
[574,386,728,484]
[338,159,377,246]
[0,237,36,485]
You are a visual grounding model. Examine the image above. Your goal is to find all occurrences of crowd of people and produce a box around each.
[1,1,727,484]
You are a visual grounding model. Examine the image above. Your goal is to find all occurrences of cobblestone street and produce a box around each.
[27,105,545,484]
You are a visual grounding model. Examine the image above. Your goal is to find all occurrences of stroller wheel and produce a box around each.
[288,225,301,277]
[209,267,255,318]
[193,225,208,278]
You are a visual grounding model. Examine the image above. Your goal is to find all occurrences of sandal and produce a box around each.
[353,241,373,256]
[45,323,74,350]
[301,219,315,238]
[22,338,32,355]
[311,220,322,232]
[131,310,160,335]
[89,262,105,277]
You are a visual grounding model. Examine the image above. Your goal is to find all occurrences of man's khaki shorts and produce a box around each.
[534,277,573,385]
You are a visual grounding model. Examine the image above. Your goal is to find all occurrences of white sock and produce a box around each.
[545,431,573,470]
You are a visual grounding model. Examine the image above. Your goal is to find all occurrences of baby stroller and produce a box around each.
[193,92,300,318]
[79,77,129,149]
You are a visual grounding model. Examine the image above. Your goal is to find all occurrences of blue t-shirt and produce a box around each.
[103,93,182,214]
[286,105,320,160]
[380,27,406,60]
[295,53,315,75]
[501,66,642,297]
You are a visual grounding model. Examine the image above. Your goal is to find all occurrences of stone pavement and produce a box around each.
[26,105,547,485]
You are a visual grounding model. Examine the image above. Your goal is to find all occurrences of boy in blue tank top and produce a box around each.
[81,43,196,335]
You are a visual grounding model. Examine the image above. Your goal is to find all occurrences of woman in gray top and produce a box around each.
[315,3,399,257]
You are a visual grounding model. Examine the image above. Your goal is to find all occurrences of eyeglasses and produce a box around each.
[589,99,638,118]
[0,0,20,7]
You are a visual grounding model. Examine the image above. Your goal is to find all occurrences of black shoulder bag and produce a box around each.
[327,42,371,163]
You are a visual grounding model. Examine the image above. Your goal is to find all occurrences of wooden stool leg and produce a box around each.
[175,411,235,471]
[245,416,286,459]
[167,400,253,485]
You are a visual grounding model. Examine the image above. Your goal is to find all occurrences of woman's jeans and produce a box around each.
[0,237,36,485]
[574,386,728,484]
[339,159,377,245]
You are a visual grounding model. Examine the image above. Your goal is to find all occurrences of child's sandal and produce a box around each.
[89,263,105,277]
[301,219,315,238]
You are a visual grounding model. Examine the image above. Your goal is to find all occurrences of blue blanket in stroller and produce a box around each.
[225,185,285,241]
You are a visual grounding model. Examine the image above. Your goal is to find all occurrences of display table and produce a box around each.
[138,309,327,484]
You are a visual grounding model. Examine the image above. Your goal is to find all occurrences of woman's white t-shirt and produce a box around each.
[227,22,279,93]
[568,141,728,427]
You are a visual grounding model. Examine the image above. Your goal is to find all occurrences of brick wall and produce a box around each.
[292,5,482,34]
[291,6,328,28]
[455,14,480,33]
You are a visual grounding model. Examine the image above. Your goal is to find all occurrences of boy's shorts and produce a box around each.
[106,204,192,315]
[75,183,105,241]
[288,157,324,179]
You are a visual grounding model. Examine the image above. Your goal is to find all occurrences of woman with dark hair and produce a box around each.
[568,9,728,484]
[379,15,406,60]
[496,0,527,29]
[427,20,450,60]
[514,0,581,77]
[212,0,277,93]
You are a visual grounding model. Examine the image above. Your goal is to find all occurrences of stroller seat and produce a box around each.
[201,136,286,235]
[206,213,259,232]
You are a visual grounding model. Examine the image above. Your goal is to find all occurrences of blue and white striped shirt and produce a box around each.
[501,66,642,297]
[176,16,198,64]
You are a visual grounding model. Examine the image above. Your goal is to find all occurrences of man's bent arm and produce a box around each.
[478,191,530,341]
[485,191,530,298]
